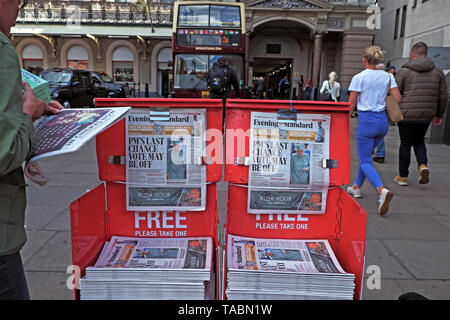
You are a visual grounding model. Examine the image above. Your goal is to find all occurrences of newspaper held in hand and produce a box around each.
[21,68,51,104]
[248,112,331,214]
[226,234,355,300]
[125,108,207,212]
[29,107,131,163]
[80,236,214,300]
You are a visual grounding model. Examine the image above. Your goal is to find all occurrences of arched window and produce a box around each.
[67,45,89,70]
[112,46,134,83]
[22,44,44,75]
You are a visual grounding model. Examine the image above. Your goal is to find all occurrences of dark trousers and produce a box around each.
[0,252,30,300]
[398,121,431,178]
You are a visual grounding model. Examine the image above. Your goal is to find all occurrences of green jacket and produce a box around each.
[0,32,35,256]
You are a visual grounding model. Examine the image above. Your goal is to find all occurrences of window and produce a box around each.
[400,5,407,38]
[178,5,240,28]
[178,5,209,27]
[173,54,243,90]
[209,6,240,28]
[112,46,134,83]
[40,70,72,86]
[394,8,400,39]
[176,30,242,47]
[80,73,91,87]
[67,45,89,70]
[22,44,44,75]
[266,44,281,54]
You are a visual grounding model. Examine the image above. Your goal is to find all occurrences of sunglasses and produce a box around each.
[19,0,29,10]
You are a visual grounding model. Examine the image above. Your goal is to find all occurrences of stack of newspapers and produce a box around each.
[226,235,355,300]
[80,236,214,300]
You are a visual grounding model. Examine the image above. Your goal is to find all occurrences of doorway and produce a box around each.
[252,58,292,99]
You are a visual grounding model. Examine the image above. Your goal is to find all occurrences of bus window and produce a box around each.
[210,6,241,28]
[176,33,222,47]
[209,55,243,85]
[178,5,209,27]
[174,54,208,90]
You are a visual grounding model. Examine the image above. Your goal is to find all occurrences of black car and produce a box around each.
[89,71,127,98]
[40,68,99,108]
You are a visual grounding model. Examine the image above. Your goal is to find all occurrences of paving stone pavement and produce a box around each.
[22,119,450,300]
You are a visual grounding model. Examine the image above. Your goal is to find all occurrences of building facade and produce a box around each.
[374,0,450,73]
[11,0,377,97]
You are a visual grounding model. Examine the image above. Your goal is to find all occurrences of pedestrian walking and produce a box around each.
[319,71,340,102]
[298,75,304,99]
[256,76,265,99]
[206,57,240,126]
[393,42,448,186]
[346,45,402,217]
[278,76,289,100]
[303,79,313,101]
[0,0,64,300]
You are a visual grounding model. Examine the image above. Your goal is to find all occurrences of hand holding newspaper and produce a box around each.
[24,107,131,185]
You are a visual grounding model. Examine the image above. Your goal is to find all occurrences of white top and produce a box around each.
[348,69,398,112]
[320,80,340,102]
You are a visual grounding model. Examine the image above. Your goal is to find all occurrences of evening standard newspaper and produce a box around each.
[227,234,346,275]
[248,111,331,214]
[93,236,213,270]
[126,108,207,211]
[29,107,131,162]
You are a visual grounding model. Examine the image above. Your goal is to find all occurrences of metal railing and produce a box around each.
[17,1,173,26]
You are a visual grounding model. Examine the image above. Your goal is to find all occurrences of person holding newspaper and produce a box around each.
[0,0,63,300]
[346,45,402,217]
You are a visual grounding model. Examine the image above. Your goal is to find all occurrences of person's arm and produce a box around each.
[0,54,36,174]
[349,91,359,114]
[395,68,406,95]
[319,81,326,94]
[434,72,448,125]
[230,70,240,97]
[388,73,402,104]
[348,75,361,113]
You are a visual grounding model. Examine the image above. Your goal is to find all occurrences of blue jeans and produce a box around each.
[374,138,385,157]
[355,111,388,190]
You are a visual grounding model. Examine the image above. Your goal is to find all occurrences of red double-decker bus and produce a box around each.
[172,1,246,98]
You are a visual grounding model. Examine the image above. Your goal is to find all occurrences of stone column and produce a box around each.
[312,31,326,89]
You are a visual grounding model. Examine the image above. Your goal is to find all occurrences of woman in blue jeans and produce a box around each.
[347,46,402,216]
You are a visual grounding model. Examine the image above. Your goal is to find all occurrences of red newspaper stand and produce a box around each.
[69,98,223,300]
[223,99,367,300]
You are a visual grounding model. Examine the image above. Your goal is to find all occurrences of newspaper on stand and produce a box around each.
[227,234,346,274]
[126,108,207,212]
[248,111,331,214]
[80,236,215,300]
[226,234,355,300]
[93,236,212,270]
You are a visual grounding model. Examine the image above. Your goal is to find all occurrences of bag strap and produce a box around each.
[387,74,391,97]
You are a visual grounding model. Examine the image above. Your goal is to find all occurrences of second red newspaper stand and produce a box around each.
[223,99,367,300]
[69,98,223,300]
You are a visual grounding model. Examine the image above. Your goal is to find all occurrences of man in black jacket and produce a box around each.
[394,42,448,186]
[206,58,240,126]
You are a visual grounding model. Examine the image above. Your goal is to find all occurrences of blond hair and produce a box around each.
[328,71,337,87]
[364,45,385,66]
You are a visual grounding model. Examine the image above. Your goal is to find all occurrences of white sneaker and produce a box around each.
[378,188,394,217]
[347,185,362,198]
